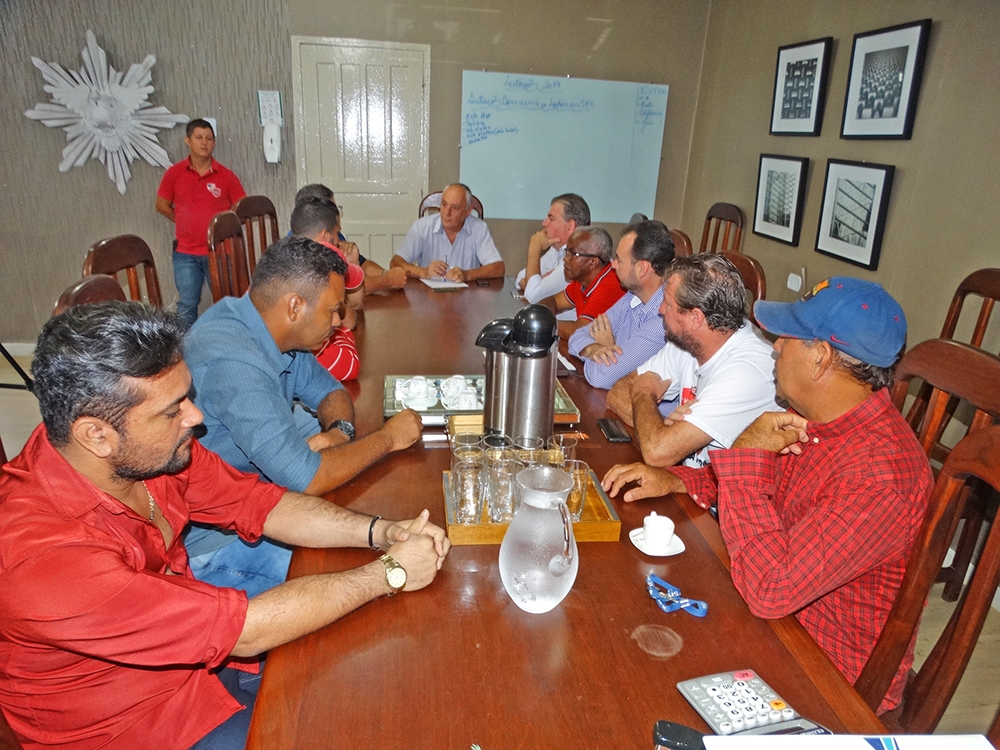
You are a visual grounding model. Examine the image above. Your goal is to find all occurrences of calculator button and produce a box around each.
[741,688,756,697]
[769,710,782,722]
[728,709,742,719]
[756,711,771,725]
[782,707,796,720]
[742,706,755,716]
[721,701,733,710]
[718,721,734,735]
[770,699,787,711]
[731,718,745,731]
[744,714,757,727]
[735,699,748,707]
[734,670,755,681]
[707,686,720,696]
[734,680,747,688]
[721,683,734,690]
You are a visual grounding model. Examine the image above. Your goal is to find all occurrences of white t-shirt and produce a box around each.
[637,325,778,468]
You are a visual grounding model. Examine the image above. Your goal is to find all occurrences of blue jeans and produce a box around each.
[186,529,292,599]
[173,250,209,330]
[188,667,261,750]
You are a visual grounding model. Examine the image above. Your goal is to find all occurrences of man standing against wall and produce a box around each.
[156,119,246,329]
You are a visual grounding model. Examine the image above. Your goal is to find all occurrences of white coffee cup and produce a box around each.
[456,387,479,409]
[405,376,429,399]
[441,375,467,399]
[643,512,675,551]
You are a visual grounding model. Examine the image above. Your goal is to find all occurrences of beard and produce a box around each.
[664,326,704,361]
[111,430,194,481]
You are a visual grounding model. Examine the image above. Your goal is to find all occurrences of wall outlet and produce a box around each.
[787,272,802,292]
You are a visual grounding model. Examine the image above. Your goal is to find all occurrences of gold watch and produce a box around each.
[379,554,406,596]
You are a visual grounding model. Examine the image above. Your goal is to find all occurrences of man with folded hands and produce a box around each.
[516,193,591,308]
[0,301,448,750]
[603,277,933,713]
[183,237,422,596]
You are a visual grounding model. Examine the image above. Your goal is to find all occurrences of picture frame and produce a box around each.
[752,154,810,246]
[770,37,833,136]
[815,159,895,270]
[840,19,932,139]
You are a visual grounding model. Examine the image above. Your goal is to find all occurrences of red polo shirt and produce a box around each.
[158,158,246,256]
[565,263,626,320]
[0,427,285,750]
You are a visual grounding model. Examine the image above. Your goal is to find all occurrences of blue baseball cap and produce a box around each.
[753,277,907,367]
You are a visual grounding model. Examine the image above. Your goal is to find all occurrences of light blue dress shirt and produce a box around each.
[394,214,502,269]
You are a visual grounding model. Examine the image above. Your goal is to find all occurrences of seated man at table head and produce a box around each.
[606,254,778,468]
[603,278,932,713]
[516,192,591,306]
[568,220,675,389]
[390,183,505,282]
[0,301,449,750]
[294,183,407,293]
[539,225,626,340]
[183,237,423,595]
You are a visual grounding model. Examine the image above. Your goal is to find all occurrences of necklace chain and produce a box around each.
[141,481,156,522]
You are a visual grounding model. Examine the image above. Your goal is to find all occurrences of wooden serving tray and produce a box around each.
[442,469,621,545]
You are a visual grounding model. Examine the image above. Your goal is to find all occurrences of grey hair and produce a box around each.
[810,341,897,390]
[444,183,473,209]
[551,193,591,228]
[667,254,747,333]
[574,226,614,264]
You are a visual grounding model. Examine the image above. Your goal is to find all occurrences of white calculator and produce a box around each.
[676,669,831,736]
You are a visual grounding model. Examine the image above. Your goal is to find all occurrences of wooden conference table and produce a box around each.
[246,277,884,748]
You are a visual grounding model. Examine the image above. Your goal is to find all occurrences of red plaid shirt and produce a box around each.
[671,389,933,712]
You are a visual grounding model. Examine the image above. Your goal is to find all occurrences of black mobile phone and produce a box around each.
[476,279,491,287]
[653,720,706,750]
[597,417,631,443]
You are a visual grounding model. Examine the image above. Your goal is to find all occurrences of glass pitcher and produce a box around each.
[499,466,578,614]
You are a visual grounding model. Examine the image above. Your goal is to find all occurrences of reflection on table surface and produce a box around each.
[246,277,883,749]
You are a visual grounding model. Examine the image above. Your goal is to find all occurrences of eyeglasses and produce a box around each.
[565,249,601,259]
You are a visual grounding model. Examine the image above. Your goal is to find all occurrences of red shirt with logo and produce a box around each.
[158,158,246,256]
[565,264,626,320]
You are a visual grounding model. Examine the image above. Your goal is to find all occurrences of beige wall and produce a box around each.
[0,0,295,341]
[684,0,1000,347]
[286,0,711,270]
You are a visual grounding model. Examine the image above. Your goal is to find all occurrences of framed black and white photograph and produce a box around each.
[840,19,931,139]
[753,154,810,245]
[770,37,833,136]
[816,159,895,270]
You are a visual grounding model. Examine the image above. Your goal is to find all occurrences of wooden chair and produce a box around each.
[670,229,693,258]
[852,340,1000,713]
[418,191,484,219]
[0,432,7,466]
[872,425,1000,733]
[206,211,250,302]
[234,195,279,275]
[928,268,1000,600]
[698,202,745,254]
[83,234,162,307]
[0,706,23,750]
[53,275,128,315]
[720,251,766,325]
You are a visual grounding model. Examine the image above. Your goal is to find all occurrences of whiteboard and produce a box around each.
[459,71,669,223]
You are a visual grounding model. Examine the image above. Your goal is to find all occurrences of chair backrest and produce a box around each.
[0,706,24,750]
[206,211,250,302]
[699,202,745,254]
[53,275,128,316]
[852,342,1000,712]
[670,229,693,258]
[233,195,279,274]
[0,432,7,467]
[83,234,162,307]
[719,252,766,324]
[939,267,1000,348]
[865,425,1000,732]
[418,191,485,219]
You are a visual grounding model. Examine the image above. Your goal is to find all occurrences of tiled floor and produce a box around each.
[0,352,998,735]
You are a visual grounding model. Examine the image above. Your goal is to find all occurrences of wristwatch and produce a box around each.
[328,419,356,442]
[379,554,406,596]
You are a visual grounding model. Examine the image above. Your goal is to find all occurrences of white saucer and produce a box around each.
[402,395,439,410]
[629,527,685,557]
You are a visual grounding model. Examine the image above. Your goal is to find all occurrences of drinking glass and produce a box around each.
[546,434,578,466]
[454,453,484,524]
[564,459,590,523]
[488,457,521,523]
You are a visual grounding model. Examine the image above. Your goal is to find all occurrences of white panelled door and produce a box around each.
[292,37,429,267]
